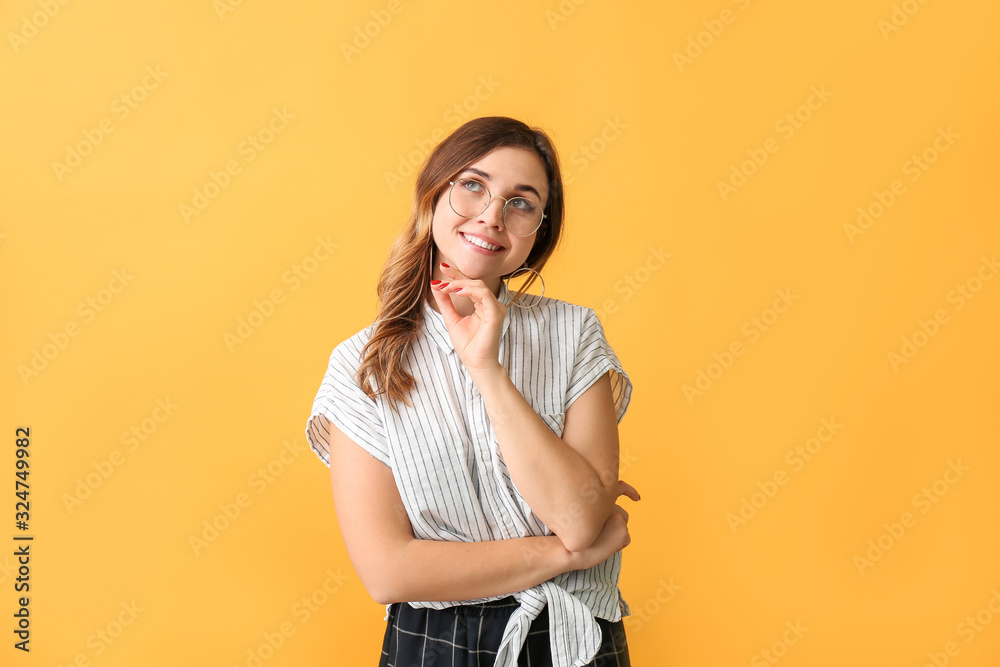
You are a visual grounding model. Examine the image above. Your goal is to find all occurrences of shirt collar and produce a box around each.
[422,282,514,356]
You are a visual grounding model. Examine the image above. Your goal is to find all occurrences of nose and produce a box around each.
[477,196,506,229]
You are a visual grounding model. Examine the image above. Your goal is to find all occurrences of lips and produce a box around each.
[461,232,504,252]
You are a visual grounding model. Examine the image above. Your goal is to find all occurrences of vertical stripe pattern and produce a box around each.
[306,283,633,667]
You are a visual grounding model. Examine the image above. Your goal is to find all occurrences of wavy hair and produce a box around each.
[356,116,565,411]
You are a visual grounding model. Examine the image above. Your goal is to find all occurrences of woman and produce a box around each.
[306,116,640,666]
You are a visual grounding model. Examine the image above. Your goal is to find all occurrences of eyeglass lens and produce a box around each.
[449,178,542,236]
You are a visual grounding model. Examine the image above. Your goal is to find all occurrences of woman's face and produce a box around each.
[430,146,549,295]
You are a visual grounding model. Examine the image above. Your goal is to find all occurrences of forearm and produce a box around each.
[469,365,617,551]
[376,534,576,604]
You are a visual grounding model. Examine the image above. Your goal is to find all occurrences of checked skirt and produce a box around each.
[377,596,631,667]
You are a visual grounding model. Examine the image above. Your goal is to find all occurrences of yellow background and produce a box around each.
[3,0,999,665]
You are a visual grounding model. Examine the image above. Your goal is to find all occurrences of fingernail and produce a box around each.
[440,262,450,268]
[439,282,450,288]
[430,280,441,285]
[453,287,463,292]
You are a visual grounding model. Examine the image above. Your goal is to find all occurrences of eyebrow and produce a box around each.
[460,167,544,202]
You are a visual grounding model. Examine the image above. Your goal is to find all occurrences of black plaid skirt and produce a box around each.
[378,596,630,667]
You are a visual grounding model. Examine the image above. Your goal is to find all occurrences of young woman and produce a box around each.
[306,116,639,666]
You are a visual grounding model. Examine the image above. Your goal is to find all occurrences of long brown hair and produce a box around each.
[356,116,565,411]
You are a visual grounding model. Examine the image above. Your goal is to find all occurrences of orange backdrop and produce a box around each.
[3,0,999,665]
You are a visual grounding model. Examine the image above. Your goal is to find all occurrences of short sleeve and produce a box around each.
[305,337,391,468]
[565,308,633,422]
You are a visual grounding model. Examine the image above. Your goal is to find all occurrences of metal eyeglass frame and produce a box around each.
[447,178,546,237]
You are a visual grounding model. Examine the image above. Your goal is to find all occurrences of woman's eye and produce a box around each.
[463,179,485,193]
[510,198,536,213]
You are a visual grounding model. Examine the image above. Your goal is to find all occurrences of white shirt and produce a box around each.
[305,282,633,667]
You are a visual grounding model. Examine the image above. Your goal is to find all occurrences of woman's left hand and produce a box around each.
[429,263,506,374]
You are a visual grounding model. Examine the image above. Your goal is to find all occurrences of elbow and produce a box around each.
[351,536,420,605]
[560,533,597,555]
[362,571,403,606]
[553,516,605,554]
[363,573,391,605]
[369,589,396,606]
[354,554,406,606]
[551,492,617,553]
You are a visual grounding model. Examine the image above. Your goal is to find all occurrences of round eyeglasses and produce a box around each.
[448,177,546,237]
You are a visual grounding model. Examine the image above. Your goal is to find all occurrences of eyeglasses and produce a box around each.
[448,177,546,237]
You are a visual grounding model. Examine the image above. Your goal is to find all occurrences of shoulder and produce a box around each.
[511,294,601,340]
[517,293,596,323]
[322,323,376,381]
[330,323,374,358]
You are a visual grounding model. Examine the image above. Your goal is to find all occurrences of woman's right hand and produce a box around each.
[570,480,640,570]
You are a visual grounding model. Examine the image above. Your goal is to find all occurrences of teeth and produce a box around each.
[463,233,501,251]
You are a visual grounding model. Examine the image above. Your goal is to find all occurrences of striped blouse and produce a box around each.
[305,282,633,667]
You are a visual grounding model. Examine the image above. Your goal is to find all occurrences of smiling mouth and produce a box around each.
[462,233,504,251]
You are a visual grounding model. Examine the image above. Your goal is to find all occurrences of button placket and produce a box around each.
[466,378,508,538]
